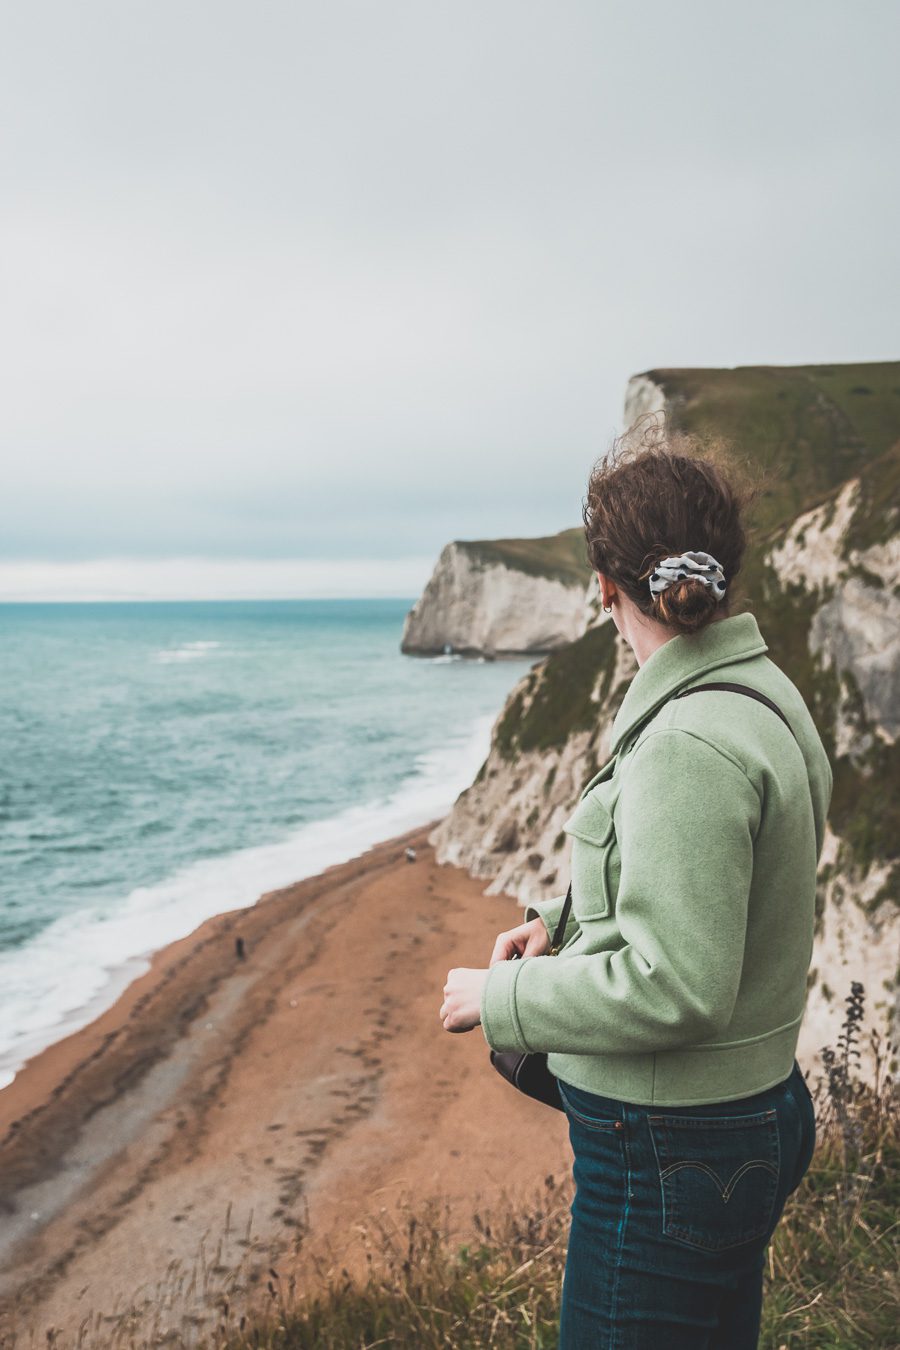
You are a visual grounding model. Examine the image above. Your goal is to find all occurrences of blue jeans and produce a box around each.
[557,1060,816,1349]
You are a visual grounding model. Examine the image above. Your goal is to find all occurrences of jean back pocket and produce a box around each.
[647,1108,781,1252]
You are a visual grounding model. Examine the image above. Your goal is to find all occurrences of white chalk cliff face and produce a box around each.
[427,365,900,1078]
[760,472,899,1067]
[768,479,900,752]
[401,536,591,656]
[622,372,667,429]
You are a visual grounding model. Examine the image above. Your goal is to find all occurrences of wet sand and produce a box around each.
[0,825,572,1346]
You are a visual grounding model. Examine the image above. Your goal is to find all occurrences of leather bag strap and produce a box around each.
[673,681,797,741]
[548,883,572,955]
[551,682,796,951]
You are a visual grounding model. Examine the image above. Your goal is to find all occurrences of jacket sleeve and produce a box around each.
[480,729,761,1055]
[524,893,579,948]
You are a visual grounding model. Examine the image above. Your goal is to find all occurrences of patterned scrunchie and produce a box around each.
[648,550,727,601]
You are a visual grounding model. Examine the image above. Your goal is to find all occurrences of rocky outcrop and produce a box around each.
[431,361,900,1071]
[401,530,592,656]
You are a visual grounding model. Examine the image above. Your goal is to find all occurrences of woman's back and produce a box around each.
[625,632,832,1093]
[484,609,833,1106]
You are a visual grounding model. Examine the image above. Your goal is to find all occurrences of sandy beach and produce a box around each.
[0,825,572,1347]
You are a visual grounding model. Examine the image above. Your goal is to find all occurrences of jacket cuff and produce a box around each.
[525,894,575,947]
[480,958,531,1053]
[524,893,561,928]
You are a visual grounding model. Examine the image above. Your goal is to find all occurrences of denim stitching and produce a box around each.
[658,1158,779,1201]
[664,1224,771,1253]
[558,1082,622,1131]
[647,1108,778,1128]
[610,1112,632,1348]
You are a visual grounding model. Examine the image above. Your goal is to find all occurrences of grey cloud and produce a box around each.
[1,1,897,568]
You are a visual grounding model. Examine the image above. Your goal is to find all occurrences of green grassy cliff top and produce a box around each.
[455,527,591,588]
[640,360,900,536]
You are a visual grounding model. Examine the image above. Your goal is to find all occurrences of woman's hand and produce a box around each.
[489,916,551,965]
[440,968,488,1033]
[440,919,551,1033]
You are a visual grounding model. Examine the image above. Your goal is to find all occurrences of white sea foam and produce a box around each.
[155,640,222,664]
[0,715,493,1090]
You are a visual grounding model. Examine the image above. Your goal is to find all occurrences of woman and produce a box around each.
[440,430,832,1348]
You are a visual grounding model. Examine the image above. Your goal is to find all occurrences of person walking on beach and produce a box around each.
[440,426,831,1348]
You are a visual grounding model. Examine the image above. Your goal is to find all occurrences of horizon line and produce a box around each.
[0,555,435,604]
[0,594,419,605]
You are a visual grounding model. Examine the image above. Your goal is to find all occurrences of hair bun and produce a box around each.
[651,576,718,634]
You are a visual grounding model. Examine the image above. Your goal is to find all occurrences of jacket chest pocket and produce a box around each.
[563,787,621,922]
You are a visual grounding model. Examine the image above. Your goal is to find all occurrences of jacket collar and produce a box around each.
[609,611,768,757]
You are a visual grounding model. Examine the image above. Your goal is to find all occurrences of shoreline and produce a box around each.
[0,823,572,1346]
[0,823,437,1200]
[0,708,503,1096]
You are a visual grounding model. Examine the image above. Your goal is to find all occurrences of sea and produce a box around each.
[0,599,531,1089]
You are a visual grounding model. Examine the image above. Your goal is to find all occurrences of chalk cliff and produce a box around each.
[430,361,900,1068]
[401,529,593,656]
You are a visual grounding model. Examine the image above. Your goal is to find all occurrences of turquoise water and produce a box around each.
[0,599,530,1086]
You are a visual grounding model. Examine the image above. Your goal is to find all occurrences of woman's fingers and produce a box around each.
[489,933,517,965]
[525,929,552,957]
[490,919,550,965]
[490,929,529,964]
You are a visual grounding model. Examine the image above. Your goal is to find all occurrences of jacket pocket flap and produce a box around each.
[563,791,614,846]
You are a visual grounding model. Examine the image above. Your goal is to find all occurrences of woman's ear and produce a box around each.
[597,571,616,610]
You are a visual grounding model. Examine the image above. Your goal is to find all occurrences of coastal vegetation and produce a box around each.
[493,621,620,760]
[641,362,900,535]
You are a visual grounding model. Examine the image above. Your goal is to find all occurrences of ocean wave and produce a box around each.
[0,715,493,1091]
[154,640,222,664]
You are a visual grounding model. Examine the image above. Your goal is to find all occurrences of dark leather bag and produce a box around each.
[488,681,796,1113]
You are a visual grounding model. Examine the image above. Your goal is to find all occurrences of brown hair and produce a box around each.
[583,415,753,635]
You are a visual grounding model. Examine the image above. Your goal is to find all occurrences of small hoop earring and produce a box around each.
[602,603,612,614]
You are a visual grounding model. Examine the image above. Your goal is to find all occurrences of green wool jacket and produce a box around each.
[479,611,833,1106]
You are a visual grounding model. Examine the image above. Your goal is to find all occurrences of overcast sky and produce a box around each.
[2,1,897,599]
